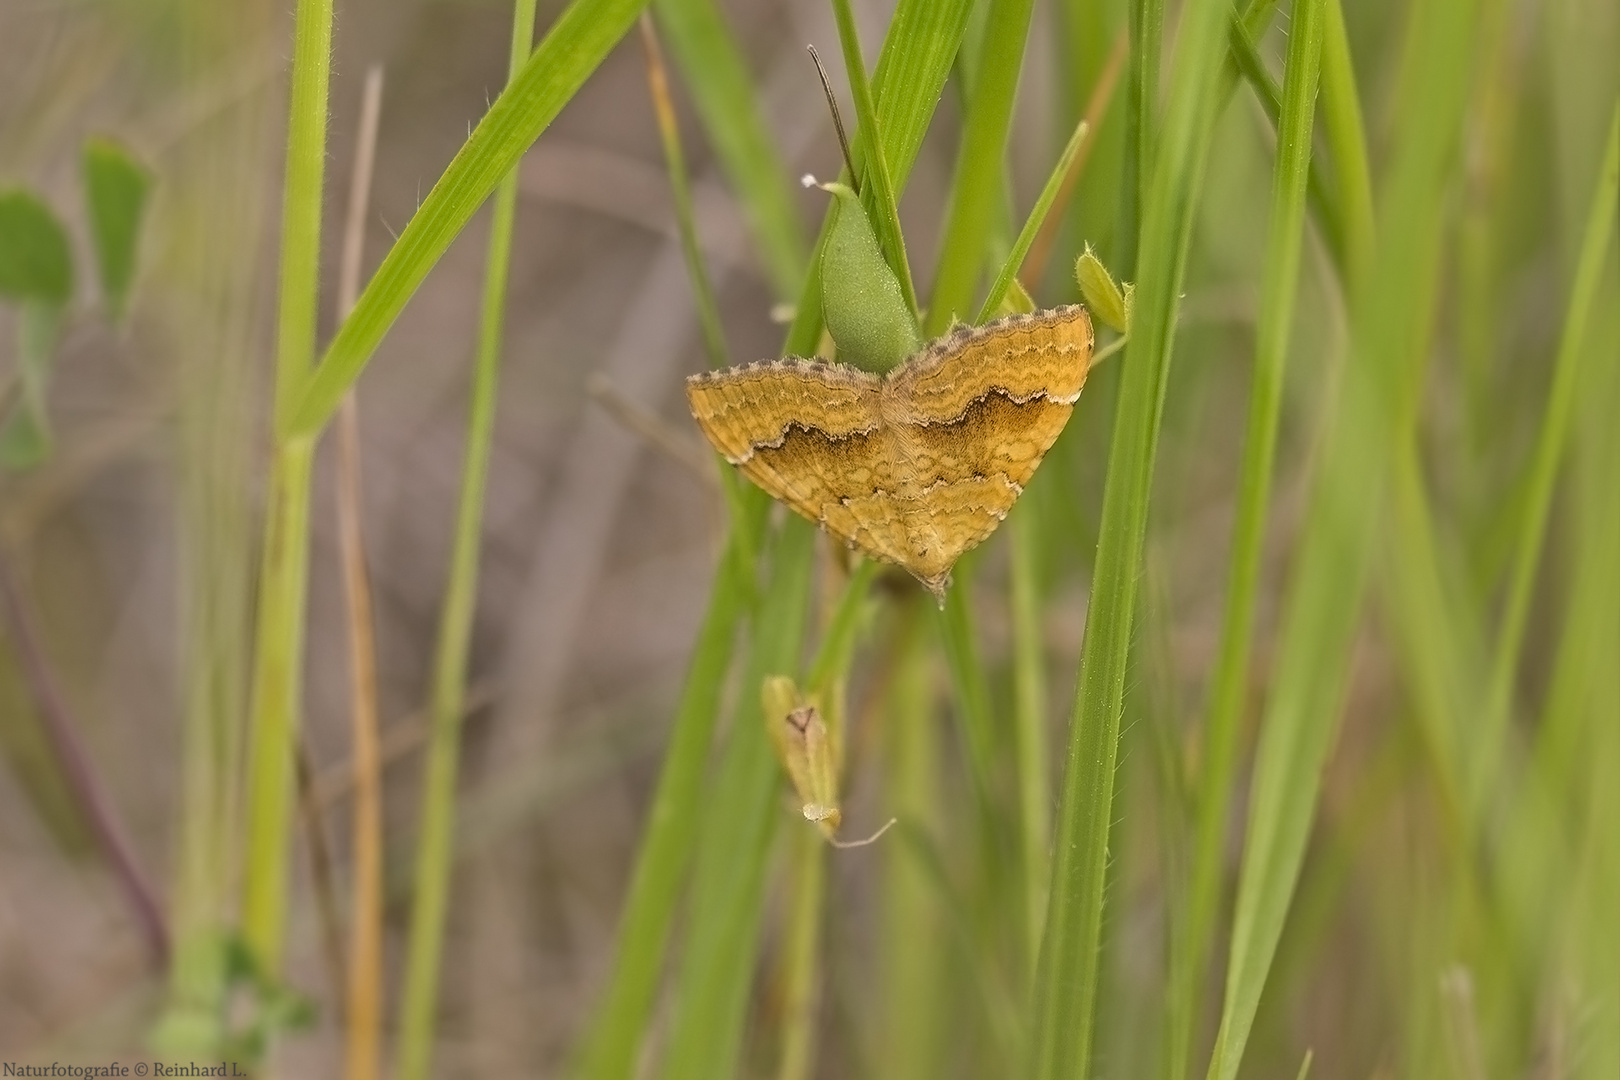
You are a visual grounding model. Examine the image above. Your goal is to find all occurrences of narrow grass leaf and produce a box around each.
[1224,13,1343,266]
[239,0,333,972]
[284,0,648,439]
[892,818,1026,1063]
[1167,4,1323,1078]
[1206,1,1482,1076]
[651,0,807,300]
[1029,0,1232,1075]
[924,0,1037,336]
[1008,502,1050,975]
[775,822,828,1080]
[656,516,815,1080]
[570,525,758,1080]
[395,4,538,1077]
[807,559,879,692]
[1560,330,1619,1080]
[333,64,387,1080]
[1117,0,1163,278]
[976,115,1089,325]
[1470,103,1619,813]
[642,15,730,372]
[1317,0,1374,289]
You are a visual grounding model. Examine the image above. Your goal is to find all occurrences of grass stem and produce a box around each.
[333,63,387,1080]
[239,0,332,974]
[1030,0,1231,1074]
[395,4,537,1077]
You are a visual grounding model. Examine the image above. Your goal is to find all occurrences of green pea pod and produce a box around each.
[816,181,920,373]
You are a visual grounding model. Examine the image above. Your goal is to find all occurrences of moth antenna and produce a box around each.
[807,44,859,196]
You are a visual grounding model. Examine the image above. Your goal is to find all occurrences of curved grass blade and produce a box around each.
[1164,3,1324,1076]
[569,522,758,1080]
[654,517,815,1080]
[976,115,1089,325]
[1470,104,1619,813]
[924,0,1038,336]
[651,0,806,300]
[394,3,539,1076]
[284,0,649,439]
[239,0,333,972]
[1205,1,1484,1076]
[1028,0,1234,1074]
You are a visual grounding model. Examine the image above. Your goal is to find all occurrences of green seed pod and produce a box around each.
[817,181,920,373]
[1076,244,1131,334]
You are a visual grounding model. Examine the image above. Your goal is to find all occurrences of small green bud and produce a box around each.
[1076,244,1131,334]
[815,180,921,373]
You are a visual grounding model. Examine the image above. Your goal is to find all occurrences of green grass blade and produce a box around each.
[1008,504,1050,976]
[830,0,918,318]
[651,0,806,300]
[570,523,758,1080]
[1317,0,1374,286]
[932,573,996,803]
[153,34,266,1047]
[1561,323,1620,1080]
[1166,4,1324,1078]
[976,115,1089,325]
[1224,12,1343,266]
[924,0,1038,336]
[567,12,769,1073]
[878,611,948,1080]
[807,559,880,692]
[238,0,332,973]
[1028,0,1233,1073]
[1117,0,1163,278]
[283,0,648,439]
[655,517,816,1080]
[1379,456,1475,822]
[394,4,539,1077]
[864,0,978,195]
[1471,103,1619,812]
[1205,1,1483,1076]
[642,15,730,373]
[775,821,828,1080]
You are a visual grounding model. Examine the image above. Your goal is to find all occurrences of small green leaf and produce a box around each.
[82,137,154,320]
[817,180,921,373]
[0,190,73,306]
[0,302,60,470]
[1075,244,1131,333]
